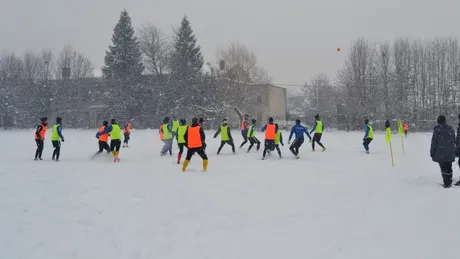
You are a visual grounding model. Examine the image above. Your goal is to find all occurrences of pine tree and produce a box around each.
[167,16,204,117]
[104,10,143,83]
[103,9,144,118]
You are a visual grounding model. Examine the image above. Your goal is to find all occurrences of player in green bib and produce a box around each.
[309,114,326,152]
[363,119,374,154]
[213,119,235,155]
[246,119,261,152]
[51,117,64,161]
[96,118,122,162]
[176,119,188,164]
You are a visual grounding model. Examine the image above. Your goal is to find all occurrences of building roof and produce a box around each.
[246,83,286,91]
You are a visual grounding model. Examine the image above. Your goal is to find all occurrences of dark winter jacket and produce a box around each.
[456,124,460,157]
[430,123,456,163]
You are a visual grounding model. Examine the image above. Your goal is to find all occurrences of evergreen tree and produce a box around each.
[167,16,204,117]
[104,10,144,83]
[103,9,144,118]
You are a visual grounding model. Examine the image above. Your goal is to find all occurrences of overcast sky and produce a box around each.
[0,0,459,89]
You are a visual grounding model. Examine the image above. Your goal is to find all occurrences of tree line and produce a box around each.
[290,37,460,131]
[0,10,270,129]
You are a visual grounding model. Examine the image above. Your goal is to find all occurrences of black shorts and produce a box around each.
[35,139,44,147]
[124,132,130,140]
[265,140,275,150]
[363,138,373,145]
[290,137,304,148]
[185,147,208,161]
[313,133,322,142]
[110,139,121,151]
[52,140,61,148]
[99,141,110,151]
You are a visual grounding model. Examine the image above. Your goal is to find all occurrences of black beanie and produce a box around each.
[437,115,446,124]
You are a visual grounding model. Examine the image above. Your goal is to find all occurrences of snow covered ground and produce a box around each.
[0,129,457,259]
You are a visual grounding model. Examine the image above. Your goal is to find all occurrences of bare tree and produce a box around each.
[217,42,271,119]
[0,52,23,82]
[303,74,336,121]
[55,45,94,79]
[138,23,172,81]
[336,38,376,129]
[376,42,392,118]
[70,51,94,79]
[22,50,42,82]
[218,42,270,84]
[0,52,24,128]
[37,49,54,80]
[287,89,307,119]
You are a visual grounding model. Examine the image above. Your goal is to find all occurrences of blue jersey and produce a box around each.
[289,124,312,141]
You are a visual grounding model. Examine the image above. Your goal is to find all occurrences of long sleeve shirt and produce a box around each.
[288,124,311,141]
[56,125,64,139]
[364,125,370,139]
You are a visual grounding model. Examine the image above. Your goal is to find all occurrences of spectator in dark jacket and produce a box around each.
[455,114,460,185]
[430,115,456,188]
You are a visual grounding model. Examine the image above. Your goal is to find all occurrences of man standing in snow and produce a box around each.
[288,119,312,159]
[247,119,261,153]
[260,117,279,160]
[310,114,326,152]
[34,117,48,161]
[182,118,208,172]
[240,114,250,148]
[213,118,236,155]
[454,114,460,186]
[160,117,174,156]
[123,118,131,148]
[198,118,207,151]
[363,119,373,154]
[51,117,64,161]
[430,115,456,188]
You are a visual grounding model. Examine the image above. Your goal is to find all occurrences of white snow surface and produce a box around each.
[0,129,457,259]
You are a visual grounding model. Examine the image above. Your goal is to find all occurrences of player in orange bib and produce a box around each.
[93,120,111,158]
[34,117,48,161]
[182,118,208,172]
[403,122,409,137]
[123,118,131,148]
[261,117,279,160]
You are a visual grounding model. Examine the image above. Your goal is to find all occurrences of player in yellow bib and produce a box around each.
[213,119,236,155]
[363,119,374,154]
[176,119,188,164]
[309,114,326,152]
[96,118,122,162]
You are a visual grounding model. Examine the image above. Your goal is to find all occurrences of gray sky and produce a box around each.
[1,0,458,89]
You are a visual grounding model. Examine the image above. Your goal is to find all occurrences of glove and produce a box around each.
[95,133,99,139]
[61,138,65,142]
[281,143,284,146]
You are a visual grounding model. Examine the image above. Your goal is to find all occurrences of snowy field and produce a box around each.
[0,129,458,259]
